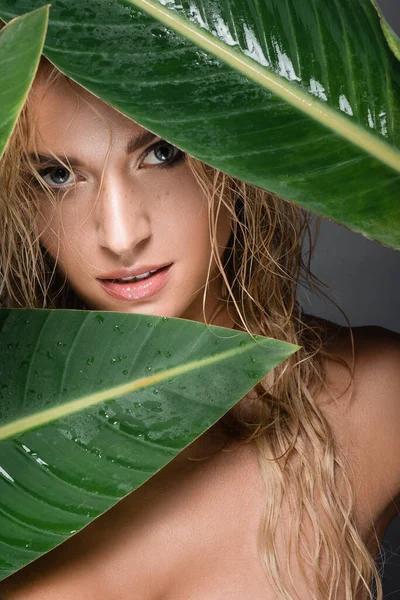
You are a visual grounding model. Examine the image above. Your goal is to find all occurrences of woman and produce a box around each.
[0,57,399,600]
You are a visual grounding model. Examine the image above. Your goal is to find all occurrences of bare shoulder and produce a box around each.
[315,320,400,528]
[321,322,400,411]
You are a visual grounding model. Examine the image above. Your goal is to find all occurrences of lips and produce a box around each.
[98,263,171,281]
[97,264,172,302]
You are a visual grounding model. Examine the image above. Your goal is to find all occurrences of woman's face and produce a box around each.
[30,73,231,322]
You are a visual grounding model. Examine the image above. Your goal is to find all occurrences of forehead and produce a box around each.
[31,67,146,149]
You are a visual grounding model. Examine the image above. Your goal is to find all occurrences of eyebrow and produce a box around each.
[28,131,160,166]
[29,153,81,167]
[126,130,159,154]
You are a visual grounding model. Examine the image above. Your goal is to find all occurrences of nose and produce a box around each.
[96,174,151,258]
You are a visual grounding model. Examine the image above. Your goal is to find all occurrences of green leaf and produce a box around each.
[0,309,297,579]
[0,6,48,159]
[370,0,400,62]
[0,0,399,247]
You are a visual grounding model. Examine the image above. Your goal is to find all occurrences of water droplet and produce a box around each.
[86,357,95,366]
[112,420,118,426]
[162,316,168,322]
[95,315,104,324]
[215,340,220,345]
[36,393,42,400]
[7,343,12,350]
[212,352,218,357]
[164,350,172,358]
[239,341,247,348]
[147,322,153,328]
[250,358,256,363]
[113,325,123,335]
[146,366,152,371]
[133,402,141,409]
[153,389,159,394]
[57,341,63,347]
[123,369,129,375]
[246,371,257,379]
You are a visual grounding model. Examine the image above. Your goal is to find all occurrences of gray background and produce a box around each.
[303,1,400,595]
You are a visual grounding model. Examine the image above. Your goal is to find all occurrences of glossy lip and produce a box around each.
[97,264,172,302]
[97,263,172,280]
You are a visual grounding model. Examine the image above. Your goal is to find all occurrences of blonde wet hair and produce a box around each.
[0,54,383,599]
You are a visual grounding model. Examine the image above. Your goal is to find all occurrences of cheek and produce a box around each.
[157,177,209,239]
[36,200,61,259]
[159,175,232,262]
[36,200,81,268]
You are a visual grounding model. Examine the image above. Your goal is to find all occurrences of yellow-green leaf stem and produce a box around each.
[0,340,299,440]
[0,0,400,247]
[129,0,400,173]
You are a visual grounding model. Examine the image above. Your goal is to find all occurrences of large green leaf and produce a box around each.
[0,0,399,246]
[0,309,297,580]
[0,6,48,158]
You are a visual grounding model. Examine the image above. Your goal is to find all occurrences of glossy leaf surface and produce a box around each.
[0,6,48,158]
[0,0,399,246]
[0,309,297,579]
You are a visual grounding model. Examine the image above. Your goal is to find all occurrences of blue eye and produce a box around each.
[39,166,74,187]
[141,141,184,168]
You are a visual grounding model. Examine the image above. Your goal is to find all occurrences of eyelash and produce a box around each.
[33,141,185,189]
[141,141,185,170]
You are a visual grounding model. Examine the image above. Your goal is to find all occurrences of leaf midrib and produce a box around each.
[122,0,400,173]
[0,340,289,440]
